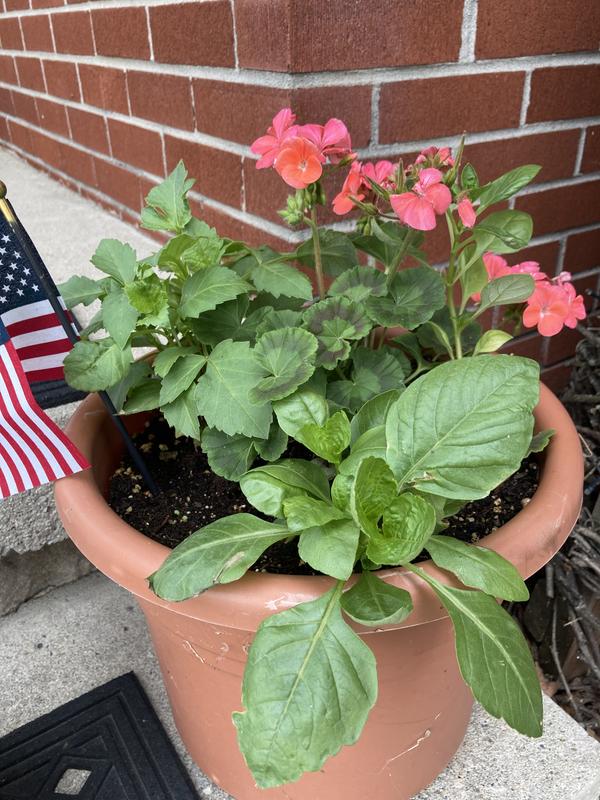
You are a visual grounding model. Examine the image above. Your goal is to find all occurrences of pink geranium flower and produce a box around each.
[523,283,571,337]
[390,168,452,231]
[250,108,297,169]
[274,136,324,189]
[457,197,476,228]
[332,161,364,215]
[511,260,546,282]
[361,160,396,187]
[415,146,454,167]
[562,282,587,328]
[299,118,353,164]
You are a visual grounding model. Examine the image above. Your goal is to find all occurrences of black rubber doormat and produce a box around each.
[0,672,199,799]
[31,378,86,411]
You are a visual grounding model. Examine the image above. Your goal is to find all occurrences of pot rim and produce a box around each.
[55,382,583,633]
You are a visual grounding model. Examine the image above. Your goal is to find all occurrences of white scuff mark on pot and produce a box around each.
[219,642,230,654]
[183,639,206,663]
[265,594,289,611]
[376,728,432,774]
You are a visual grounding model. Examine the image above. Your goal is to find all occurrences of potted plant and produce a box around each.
[55,110,585,800]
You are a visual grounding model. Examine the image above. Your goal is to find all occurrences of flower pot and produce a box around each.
[54,383,582,800]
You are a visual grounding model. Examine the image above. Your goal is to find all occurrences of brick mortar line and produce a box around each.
[574,129,587,175]
[2,48,600,88]
[458,0,478,63]
[519,71,532,127]
[3,0,221,16]
[228,0,239,71]
[370,85,380,147]
[2,78,600,161]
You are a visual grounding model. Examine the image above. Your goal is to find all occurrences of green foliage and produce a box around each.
[251,328,318,403]
[141,160,194,233]
[341,571,413,626]
[366,267,445,329]
[240,460,330,517]
[63,339,131,392]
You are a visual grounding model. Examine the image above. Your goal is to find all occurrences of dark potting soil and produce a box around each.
[108,415,540,574]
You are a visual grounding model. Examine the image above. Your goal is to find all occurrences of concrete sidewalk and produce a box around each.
[1,572,600,800]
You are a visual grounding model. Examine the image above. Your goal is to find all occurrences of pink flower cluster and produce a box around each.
[251,108,353,190]
[332,159,396,215]
[475,253,586,337]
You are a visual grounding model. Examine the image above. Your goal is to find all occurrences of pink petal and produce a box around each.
[391,193,437,231]
[321,118,350,148]
[418,167,444,189]
[251,133,277,157]
[298,124,323,148]
[458,197,476,228]
[537,312,565,337]
[425,182,452,214]
[272,108,296,139]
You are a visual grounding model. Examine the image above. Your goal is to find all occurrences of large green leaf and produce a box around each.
[240,459,330,517]
[299,411,351,464]
[91,239,137,285]
[124,274,169,327]
[162,384,200,439]
[141,160,194,233]
[149,514,290,600]
[121,378,161,414]
[385,355,539,499]
[188,296,250,346]
[414,568,542,737]
[338,426,386,476]
[59,275,107,307]
[351,456,397,537]
[201,428,257,481]
[158,353,206,405]
[425,535,529,601]
[233,585,378,787]
[251,328,318,403]
[341,571,413,626]
[296,229,358,278]
[366,267,445,329]
[477,165,540,212]
[366,492,436,565]
[108,360,151,412]
[303,297,372,369]
[101,290,139,349]
[195,340,272,438]
[298,519,360,580]
[478,274,535,313]
[328,265,387,303]
[273,385,328,438]
[254,421,288,462]
[153,346,199,378]
[283,495,346,532]
[180,267,249,318]
[63,339,131,392]
[350,389,401,443]
[329,348,405,414]
[250,247,313,300]
[472,210,533,255]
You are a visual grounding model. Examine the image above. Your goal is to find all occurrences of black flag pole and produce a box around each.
[0,180,160,497]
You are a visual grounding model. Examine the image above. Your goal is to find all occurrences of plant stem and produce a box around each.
[385,228,415,289]
[445,212,463,359]
[309,206,326,299]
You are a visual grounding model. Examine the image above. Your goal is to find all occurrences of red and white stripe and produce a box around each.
[0,336,88,498]
[0,298,76,384]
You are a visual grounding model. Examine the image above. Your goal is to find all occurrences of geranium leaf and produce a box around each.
[201,428,257,481]
[153,346,198,378]
[365,491,436,565]
[303,297,372,369]
[296,229,358,277]
[328,265,387,302]
[385,355,539,499]
[299,411,351,464]
[283,495,347,532]
[341,571,413,626]
[477,165,540,212]
[298,519,360,580]
[250,328,318,403]
[162,384,200,440]
[141,160,194,233]
[425,535,529,601]
[180,266,250,318]
[101,290,139,349]
[91,239,137,285]
[366,267,445,329]
[351,456,397,537]
[414,568,543,737]
[255,308,303,337]
[240,459,330,517]
[181,234,227,271]
[108,360,151,412]
[250,249,313,300]
[158,353,206,405]
[233,585,377,787]
[63,339,131,392]
[188,296,250,346]
[472,210,533,255]
[149,514,290,600]
[195,340,272,439]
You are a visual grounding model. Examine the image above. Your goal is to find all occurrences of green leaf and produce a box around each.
[351,389,401,444]
[459,252,488,301]
[331,473,352,511]
[240,459,330,517]
[108,360,151,412]
[64,339,131,392]
[189,296,251,346]
[59,275,106,307]
[425,535,529,601]
[366,267,445,329]
[351,456,397,537]
[153,346,198,378]
[121,379,161,414]
[527,428,555,455]
[473,210,533,255]
[149,514,289,600]
[251,328,318,403]
[91,239,137,285]
[158,353,206,405]
[201,428,257,481]
[181,234,226,272]
[328,266,387,303]
[338,426,386,476]
[341,571,413,626]
[124,275,169,327]
[141,160,194,233]
[273,385,328,438]
[162,384,200,439]
[296,229,358,278]
[385,355,539,499]
[102,290,139,349]
[299,411,351,463]
[329,346,405,413]
[254,422,288,462]
[283,495,346,532]
[366,492,436,565]
[298,519,360,580]
[477,165,540,212]
[303,297,372,369]
[250,248,313,300]
[233,585,378,788]
[414,568,542,737]
[461,163,479,191]
[477,274,534,313]
[255,308,303,338]
[156,233,195,273]
[473,329,513,355]
[195,340,272,439]
[180,267,249,318]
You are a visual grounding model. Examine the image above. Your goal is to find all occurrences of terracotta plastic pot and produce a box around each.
[55,383,583,800]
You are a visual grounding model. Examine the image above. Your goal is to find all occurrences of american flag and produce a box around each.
[0,213,76,384]
[0,318,88,498]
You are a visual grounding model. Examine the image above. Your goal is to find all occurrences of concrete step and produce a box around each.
[1,573,599,800]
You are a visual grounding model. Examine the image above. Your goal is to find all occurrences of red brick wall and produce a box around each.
[1,0,599,389]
